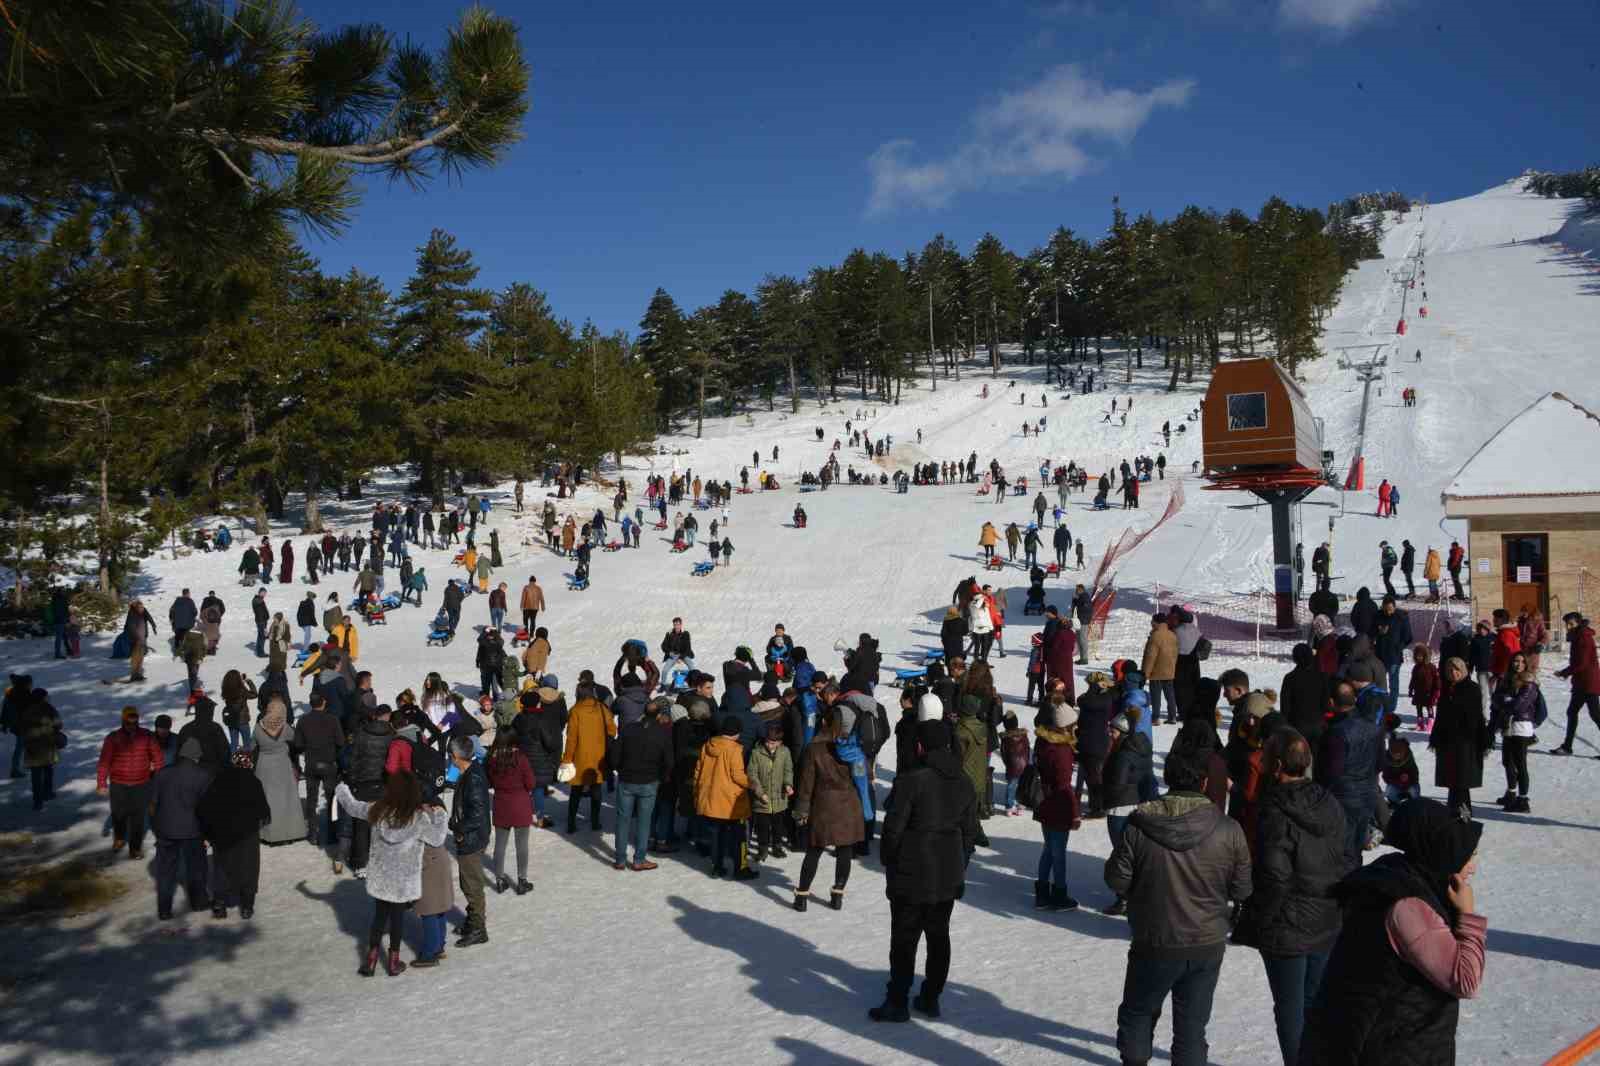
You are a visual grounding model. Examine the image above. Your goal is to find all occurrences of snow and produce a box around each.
[5,179,1600,1065]
[1444,392,1600,500]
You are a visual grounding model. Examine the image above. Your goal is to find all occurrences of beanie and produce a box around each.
[1052,704,1079,730]
[916,693,944,723]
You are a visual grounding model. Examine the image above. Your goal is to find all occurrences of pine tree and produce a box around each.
[389,229,496,505]
[636,289,691,430]
[755,274,807,412]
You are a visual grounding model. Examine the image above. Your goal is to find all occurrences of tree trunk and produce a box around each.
[97,450,113,596]
[302,464,321,533]
[696,368,705,439]
[787,351,799,413]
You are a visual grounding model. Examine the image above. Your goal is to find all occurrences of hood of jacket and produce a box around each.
[1266,779,1344,838]
[920,747,964,780]
[1129,792,1220,852]
[374,812,430,848]
[1035,725,1076,747]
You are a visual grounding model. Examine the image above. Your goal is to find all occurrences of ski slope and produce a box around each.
[3,180,1599,1066]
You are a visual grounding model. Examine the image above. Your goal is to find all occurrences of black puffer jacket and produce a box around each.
[451,760,491,855]
[150,758,216,840]
[348,718,396,797]
[1102,730,1152,809]
[513,707,565,784]
[1075,687,1116,759]
[196,766,272,850]
[1244,779,1346,956]
[1279,664,1331,747]
[1301,856,1463,1066]
[176,703,230,771]
[1104,792,1253,957]
[880,748,977,904]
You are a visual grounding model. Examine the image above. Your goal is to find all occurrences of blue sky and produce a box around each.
[299,0,1600,335]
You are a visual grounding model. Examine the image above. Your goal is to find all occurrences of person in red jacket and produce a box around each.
[1554,612,1600,755]
[96,706,165,858]
[1032,702,1082,911]
[1446,541,1466,600]
[1040,605,1078,704]
[1488,609,1521,677]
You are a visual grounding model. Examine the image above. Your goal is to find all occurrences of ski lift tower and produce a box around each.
[1201,358,1327,629]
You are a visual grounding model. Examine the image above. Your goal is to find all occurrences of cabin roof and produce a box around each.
[1443,392,1600,501]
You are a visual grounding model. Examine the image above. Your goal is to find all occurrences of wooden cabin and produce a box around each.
[1201,358,1323,475]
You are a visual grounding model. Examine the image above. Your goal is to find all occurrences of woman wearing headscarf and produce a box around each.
[792,704,865,910]
[279,539,295,584]
[1429,658,1489,817]
[254,699,307,844]
[197,750,272,919]
[1301,798,1486,1065]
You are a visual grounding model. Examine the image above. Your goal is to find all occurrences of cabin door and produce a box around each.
[1501,533,1548,619]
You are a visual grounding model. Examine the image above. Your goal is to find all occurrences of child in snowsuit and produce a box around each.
[1381,735,1420,806]
[746,725,794,861]
[999,712,1031,815]
[1408,644,1441,732]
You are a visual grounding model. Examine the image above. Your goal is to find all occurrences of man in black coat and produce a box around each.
[293,693,345,846]
[150,737,215,919]
[251,588,269,657]
[1279,643,1331,748]
[450,736,491,946]
[612,697,674,870]
[870,719,978,1023]
[168,589,198,655]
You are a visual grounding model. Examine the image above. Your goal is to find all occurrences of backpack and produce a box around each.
[408,738,448,797]
[1194,635,1212,661]
[493,699,521,731]
[854,700,889,760]
[1016,764,1045,810]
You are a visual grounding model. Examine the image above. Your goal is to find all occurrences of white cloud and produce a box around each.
[866,65,1195,214]
[1278,0,1389,31]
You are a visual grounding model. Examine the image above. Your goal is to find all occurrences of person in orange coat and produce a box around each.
[693,715,754,878]
[560,681,616,833]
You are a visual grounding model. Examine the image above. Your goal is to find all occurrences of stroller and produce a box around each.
[426,608,453,647]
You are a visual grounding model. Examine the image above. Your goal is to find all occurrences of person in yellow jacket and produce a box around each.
[559,682,616,833]
[299,616,360,682]
[693,716,755,878]
[1422,546,1443,602]
[978,521,1000,562]
[462,547,478,587]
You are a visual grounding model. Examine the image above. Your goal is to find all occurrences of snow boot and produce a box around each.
[829,887,845,911]
[385,949,407,977]
[1048,886,1079,912]
[1494,792,1515,806]
[912,991,942,1019]
[358,947,380,977]
[1551,746,1573,756]
[1033,880,1050,909]
[1104,895,1127,917]
[868,997,910,1023]
[1510,796,1531,813]
[793,891,809,913]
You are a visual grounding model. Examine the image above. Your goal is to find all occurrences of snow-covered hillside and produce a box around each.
[3,180,1598,1066]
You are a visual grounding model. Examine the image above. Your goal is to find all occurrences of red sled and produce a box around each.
[452,551,466,564]
[1045,563,1061,577]
[670,542,689,553]
[602,541,624,552]
[653,519,668,530]
[986,556,1005,571]
[736,486,754,495]
[976,486,990,496]
[511,627,530,647]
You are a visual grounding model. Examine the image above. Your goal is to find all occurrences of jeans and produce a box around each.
[1339,802,1373,870]
[1384,783,1420,807]
[651,787,678,842]
[420,913,448,959]
[1003,775,1020,809]
[710,818,742,871]
[255,622,266,657]
[479,669,499,697]
[1149,679,1177,721]
[156,837,209,914]
[886,898,956,1005]
[490,607,504,631]
[532,787,547,823]
[615,782,657,864]
[301,625,315,649]
[1116,951,1223,1066]
[227,723,251,753]
[53,622,67,658]
[1563,691,1600,749]
[1037,827,1069,890]
[1261,951,1327,1066]
[9,734,23,777]
[1386,664,1402,716]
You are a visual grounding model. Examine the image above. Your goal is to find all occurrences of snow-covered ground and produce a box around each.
[3,180,1599,1065]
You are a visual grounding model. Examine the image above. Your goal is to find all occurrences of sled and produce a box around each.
[511,627,531,648]
[736,486,754,495]
[653,519,668,530]
[792,517,807,529]
[798,485,818,493]
[452,551,466,565]
[664,667,690,693]
[568,575,590,591]
[670,543,690,553]
[975,485,990,496]
[1092,498,1110,511]
[695,499,712,510]
[922,650,945,665]
[363,606,387,626]
[426,627,453,647]
[380,593,402,610]
[986,556,1006,571]
[602,541,624,553]
[691,561,716,577]
[1045,563,1061,577]
[292,648,313,669]
[891,666,927,687]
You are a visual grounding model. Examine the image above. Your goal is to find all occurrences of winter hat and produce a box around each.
[1241,691,1275,719]
[1109,713,1133,735]
[646,696,673,718]
[916,693,944,723]
[719,715,742,737]
[520,691,540,709]
[178,737,204,762]
[121,706,139,724]
[1084,671,1112,690]
[917,720,950,752]
[1052,703,1079,730]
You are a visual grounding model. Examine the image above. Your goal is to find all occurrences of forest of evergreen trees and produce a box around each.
[636,192,1389,433]
[1524,166,1600,209]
